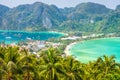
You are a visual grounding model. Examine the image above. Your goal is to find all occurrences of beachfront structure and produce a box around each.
[61,36,81,40]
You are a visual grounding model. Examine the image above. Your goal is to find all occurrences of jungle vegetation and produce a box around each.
[0,45,120,80]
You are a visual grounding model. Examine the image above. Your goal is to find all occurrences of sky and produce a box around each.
[0,0,120,9]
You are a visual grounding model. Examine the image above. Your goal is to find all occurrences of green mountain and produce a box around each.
[0,2,120,33]
[0,5,9,27]
[0,4,9,16]
[1,2,66,31]
[116,5,120,11]
[74,2,110,14]
[59,2,112,32]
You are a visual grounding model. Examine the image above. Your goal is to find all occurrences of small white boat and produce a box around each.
[6,36,11,39]
[26,37,32,40]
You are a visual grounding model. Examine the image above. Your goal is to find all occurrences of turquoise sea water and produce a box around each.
[0,30,64,44]
[69,38,120,63]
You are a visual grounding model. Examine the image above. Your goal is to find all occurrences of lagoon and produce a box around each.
[69,38,120,63]
[0,30,64,44]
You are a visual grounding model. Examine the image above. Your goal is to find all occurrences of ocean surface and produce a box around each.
[0,30,64,44]
[69,38,120,63]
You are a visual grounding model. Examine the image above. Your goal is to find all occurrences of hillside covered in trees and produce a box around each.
[0,2,120,32]
[0,45,120,80]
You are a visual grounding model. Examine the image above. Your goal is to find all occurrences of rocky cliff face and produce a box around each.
[0,2,65,30]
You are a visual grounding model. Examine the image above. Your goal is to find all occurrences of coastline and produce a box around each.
[0,30,66,44]
[48,31,68,36]
[0,30,68,35]
[64,42,77,56]
[64,37,120,56]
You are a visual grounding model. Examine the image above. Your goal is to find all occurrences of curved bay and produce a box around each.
[0,30,64,44]
[69,38,120,63]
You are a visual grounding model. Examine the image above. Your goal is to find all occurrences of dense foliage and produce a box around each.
[0,45,120,80]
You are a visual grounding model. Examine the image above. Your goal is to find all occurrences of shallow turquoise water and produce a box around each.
[0,30,64,44]
[69,38,120,63]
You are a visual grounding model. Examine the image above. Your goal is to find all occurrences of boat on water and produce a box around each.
[6,36,12,39]
[26,37,32,40]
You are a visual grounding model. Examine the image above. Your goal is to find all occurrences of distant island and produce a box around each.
[0,2,120,33]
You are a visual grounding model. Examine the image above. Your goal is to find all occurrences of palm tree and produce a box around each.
[5,46,20,63]
[39,48,67,80]
[89,55,120,80]
[17,48,38,80]
[101,55,120,79]
[0,45,21,80]
[63,56,84,80]
[0,58,6,80]
[6,61,18,80]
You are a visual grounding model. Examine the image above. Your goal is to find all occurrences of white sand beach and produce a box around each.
[64,42,77,56]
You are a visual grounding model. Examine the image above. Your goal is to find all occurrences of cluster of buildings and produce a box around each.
[18,40,62,53]
[18,40,46,53]
[61,34,104,40]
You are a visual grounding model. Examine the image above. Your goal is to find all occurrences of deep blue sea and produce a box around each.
[0,30,64,44]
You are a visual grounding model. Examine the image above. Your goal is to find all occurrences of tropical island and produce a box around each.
[0,1,120,80]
